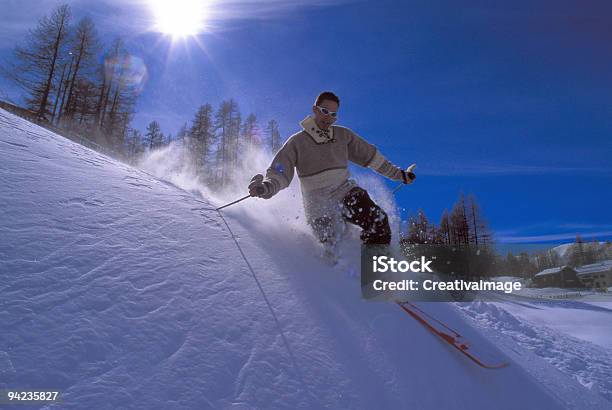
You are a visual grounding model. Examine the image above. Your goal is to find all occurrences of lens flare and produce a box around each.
[104,54,148,94]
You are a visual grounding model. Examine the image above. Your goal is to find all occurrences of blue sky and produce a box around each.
[1,0,611,244]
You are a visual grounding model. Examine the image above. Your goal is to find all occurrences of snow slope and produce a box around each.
[552,243,574,260]
[458,300,612,403]
[1,108,610,409]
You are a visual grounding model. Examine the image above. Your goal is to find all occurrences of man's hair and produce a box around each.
[314,91,340,107]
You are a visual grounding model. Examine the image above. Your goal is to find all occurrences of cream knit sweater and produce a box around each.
[264,116,404,221]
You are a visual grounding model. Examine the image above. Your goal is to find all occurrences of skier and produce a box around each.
[248,91,415,253]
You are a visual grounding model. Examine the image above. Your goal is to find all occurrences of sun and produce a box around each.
[150,0,207,39]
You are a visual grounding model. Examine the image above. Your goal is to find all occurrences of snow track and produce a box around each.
[458,300,612,403]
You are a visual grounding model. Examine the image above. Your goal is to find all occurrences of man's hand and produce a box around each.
[248,174,274,198]
[401,164,417,184]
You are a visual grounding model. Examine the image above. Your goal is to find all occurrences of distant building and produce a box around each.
[576,260,612,289]
[533,266,583,288]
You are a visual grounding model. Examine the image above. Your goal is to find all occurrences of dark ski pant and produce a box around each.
[312,187,392,245]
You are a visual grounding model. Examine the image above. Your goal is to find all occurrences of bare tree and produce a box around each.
[567,235,585,267]
[266,119,282,153]
[189,104,214,175]
[2,10,141,159]
[405,209,432,244]
[242,113,259,150]
[125,128,143,160]
[465,194,492,245]
[450,194,470,245]
[60,16,100,122]
[214,99,240,187]
[96,39,124,129]
[439,210,451,245]
[5,4,72,120]
[176,123,189,146]
[89,39,138,151]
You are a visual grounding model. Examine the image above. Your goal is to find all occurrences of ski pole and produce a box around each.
[216,186,265,211]
[216,194,253,211]
[392,184,404,194]
[392,163,417,194]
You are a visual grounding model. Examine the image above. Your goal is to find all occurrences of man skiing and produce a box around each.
[248,91,415,251]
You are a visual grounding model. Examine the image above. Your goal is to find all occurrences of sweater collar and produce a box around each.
[300,116,335,144]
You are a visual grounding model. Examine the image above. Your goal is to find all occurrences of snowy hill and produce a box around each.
[1,107,610,409]
[552,243,574,259]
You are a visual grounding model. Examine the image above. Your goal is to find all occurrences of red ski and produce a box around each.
[397,301,509,370]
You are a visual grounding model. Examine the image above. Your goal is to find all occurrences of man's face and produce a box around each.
[312,99,339,130]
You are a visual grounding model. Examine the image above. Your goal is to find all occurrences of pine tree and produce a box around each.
[145,121,163,150]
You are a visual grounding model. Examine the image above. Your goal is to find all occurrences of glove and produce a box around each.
[248,174,274,199]
[400,164,417,184]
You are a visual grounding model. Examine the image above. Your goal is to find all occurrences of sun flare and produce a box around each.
[150,0,207,38]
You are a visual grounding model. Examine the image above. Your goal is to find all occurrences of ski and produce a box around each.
[397,301,509,370]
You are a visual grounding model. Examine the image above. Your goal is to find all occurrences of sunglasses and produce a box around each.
[315,106,338,118]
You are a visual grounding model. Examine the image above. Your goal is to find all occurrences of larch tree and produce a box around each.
[59,16,100,123]
[266,119,282,153]
[189,104,214,176]
[5,4,72,120]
